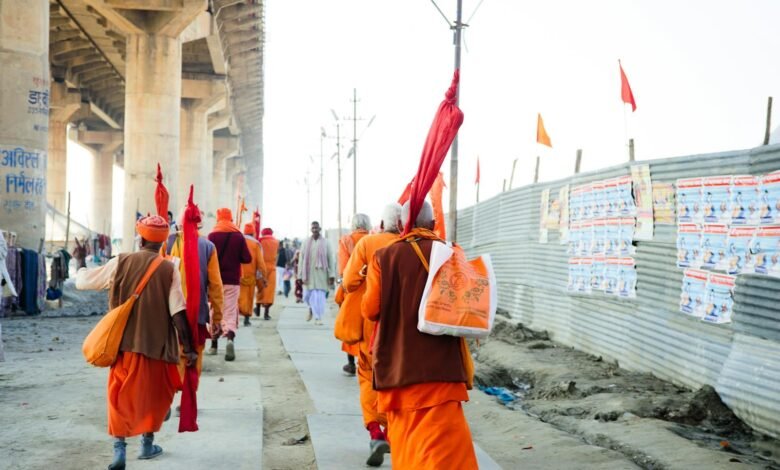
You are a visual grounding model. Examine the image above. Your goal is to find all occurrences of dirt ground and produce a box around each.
[471,317,780,469]
[2,299,780,470]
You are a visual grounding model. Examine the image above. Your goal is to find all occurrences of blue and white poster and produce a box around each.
[702,274,736,324]
[703,176,732,224]
[590,255,605,292]
[591,182,606,219]
[677,223,702,269]
[677,177,703,223]
[605,218,620,256]
[726,226,756,275]
[617,258,637,299]
[680,269,708,318]
[591,219,607,255]
[701,224,729,271]
[760,171,780,225]
[618,217,635,256]
[750,226,780,277]
[604,257,620,295]
[730,175,760,225]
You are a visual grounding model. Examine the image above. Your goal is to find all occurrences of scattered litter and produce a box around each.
[218,377,224,382]
[522,445,534,450]
[479,386,517,405]
[282,434,309,446]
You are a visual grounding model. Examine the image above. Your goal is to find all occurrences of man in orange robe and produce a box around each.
[362,201,478,470]
[257,227,279,320]
[337,203,402,467]
[240,223,267,326]
[76,216,198,469]
[336,214,371,375]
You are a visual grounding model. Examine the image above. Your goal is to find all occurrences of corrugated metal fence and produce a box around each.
[455,143,780,438]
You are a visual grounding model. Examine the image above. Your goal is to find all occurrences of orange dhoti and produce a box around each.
[379,383,477,470]
[239,277,259,316]
[258,268,276,305]
[108,351,182,437]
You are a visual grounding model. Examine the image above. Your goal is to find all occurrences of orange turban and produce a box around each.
[243,223,255,235]
[261,227,273,236]
[216,208,233,222]
[136,215,169,243]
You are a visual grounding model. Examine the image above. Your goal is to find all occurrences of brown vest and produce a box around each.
[110,248,180,364]
[372,238,467,390]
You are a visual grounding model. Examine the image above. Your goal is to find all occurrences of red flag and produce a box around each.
[475,157,480,185]
[619,60,637,112]
[403,69,464,235]
[398,180,413,205]
[155,163,169,222]
[179,185,201,432]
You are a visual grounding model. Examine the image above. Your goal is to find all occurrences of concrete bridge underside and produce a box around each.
[0,0,264,250]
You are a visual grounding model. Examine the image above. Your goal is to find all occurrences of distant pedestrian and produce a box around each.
[299,221,335,325]
[275,238,289,294]
[258,228,279,320]
[239,223,267,327]
[207,208,252,361]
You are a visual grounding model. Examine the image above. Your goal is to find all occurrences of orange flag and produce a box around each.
[536,114,552,148]
[430,172,447,240]
[619,60,637,112]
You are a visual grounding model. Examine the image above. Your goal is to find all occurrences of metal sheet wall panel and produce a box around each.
[456,144,780,438]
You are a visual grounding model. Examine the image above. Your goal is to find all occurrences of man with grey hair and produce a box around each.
[337,213,372,375]
[335,203,401,466]
[362,200,478,469]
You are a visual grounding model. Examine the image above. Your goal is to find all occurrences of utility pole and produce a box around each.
[336,121,343,238]
[320,127,325,224]
[448,0,464,242]
[352,88,358,215]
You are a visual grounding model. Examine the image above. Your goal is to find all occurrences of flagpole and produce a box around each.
[476,182,480,204]
[623,104,629,160]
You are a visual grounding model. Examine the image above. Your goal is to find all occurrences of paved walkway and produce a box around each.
[277,303,502,470]
[152,326,263,470]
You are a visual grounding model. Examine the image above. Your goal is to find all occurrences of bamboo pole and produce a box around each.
[534,156,540,183]
[764,96,774,145]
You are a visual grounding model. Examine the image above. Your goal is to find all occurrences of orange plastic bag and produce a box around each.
[413,241,496,339]
[82,257,164,367]
[334,285,364,344]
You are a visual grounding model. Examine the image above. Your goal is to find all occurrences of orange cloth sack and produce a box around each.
[412,241,496,339]
[334,286,363,344]
[334,284,345,306]
[82,257,165,367]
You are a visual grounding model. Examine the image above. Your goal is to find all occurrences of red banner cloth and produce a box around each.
[155,163,169,223]
[179,185,201,432]
[619,60,637,112]
[402,70,464,235]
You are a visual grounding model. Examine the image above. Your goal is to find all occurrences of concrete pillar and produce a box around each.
[47,119,68,212]
[92,151,114,235]
[0,0,49,247]
[212,152,227,213]
[47,82,81,213]
[122,33,182,251]
[203,131,213,210]
[179,101,207,208]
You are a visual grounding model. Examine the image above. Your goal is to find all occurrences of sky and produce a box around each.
[260,0,780,239]
[64,0,780,241]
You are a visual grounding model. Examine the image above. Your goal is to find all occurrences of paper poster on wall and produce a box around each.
[579,220,593,256]
[617,258,637,298]
[559,185,570,243]
[680,269,708,318]
[701,224,729,271]
[605,218,620,256]
[591,255,606,292]
[618,217,636,256]
[581,184,594,220]
[759,171,780,224]
[617,175,638,217]
[591,218,607,255]
[652,182,676,225]
[726,226,756,275]
[703,176,732,224]
[730,175,760,225]
[539,189,550,244]
[568,258,579,292]
[677,177,703,223]
[567,221,580,256]
[750,225,780,277]
[570,185,586,222]
[605,178,619,218]
[591,182,606,219]
[631,165,653,240]
[677,223,702,269]
[578,257,593,293]
[703,273,736,324]
[604,257,620,295]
